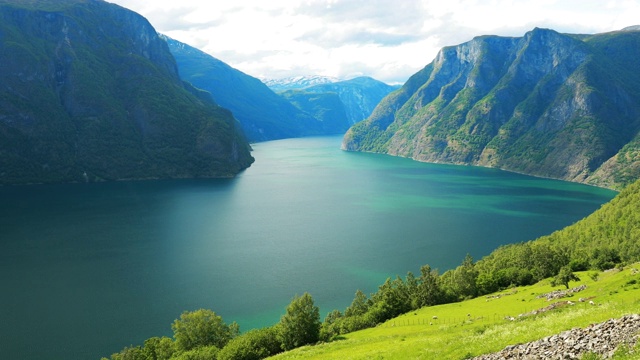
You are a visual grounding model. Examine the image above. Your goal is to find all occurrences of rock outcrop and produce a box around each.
[474,314,640,359]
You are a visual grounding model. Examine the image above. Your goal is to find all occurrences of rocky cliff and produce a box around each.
[0,0,253,184]
[343,27,640,189]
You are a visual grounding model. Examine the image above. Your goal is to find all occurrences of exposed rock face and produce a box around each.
[0,0,253,184]
[343,27,640,189]
[474,314,640,359]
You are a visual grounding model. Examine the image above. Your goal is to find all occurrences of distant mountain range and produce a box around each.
[263,75,340,92]
[282,77,400,126]
[343,27,640,189]
[163,37,396,142]
[163,36,328,142]
[0,0,253,184]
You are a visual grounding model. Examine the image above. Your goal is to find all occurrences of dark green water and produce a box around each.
[0,136,616,359]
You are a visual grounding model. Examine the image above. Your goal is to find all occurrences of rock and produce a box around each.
[473,314,640,359]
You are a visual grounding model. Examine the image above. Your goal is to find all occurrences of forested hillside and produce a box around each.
[281,77,398,126]
[163,36,328,142]
[0,0,253,184]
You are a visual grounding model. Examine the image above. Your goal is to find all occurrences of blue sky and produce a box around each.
[109,0,639,84]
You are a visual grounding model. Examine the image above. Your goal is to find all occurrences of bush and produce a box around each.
[217,327,282,360]
[171,345,219,360]
[172,309,238,351]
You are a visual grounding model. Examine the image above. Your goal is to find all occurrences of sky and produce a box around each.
[108,0,639,84]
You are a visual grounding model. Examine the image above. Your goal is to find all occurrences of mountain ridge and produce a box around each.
[162,35,328,142]
[263,75,341,92]
[343,26,640,189]
[0,0,253,184]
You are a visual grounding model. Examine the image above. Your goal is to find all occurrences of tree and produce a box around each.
[417,264,442,307]
[217,327,282,360]
[453,254,478,299]
[142,336,175,360]
[344,290,369,317]
[277,293,321,351]
[171,309,238,351]
[551,265,581,289]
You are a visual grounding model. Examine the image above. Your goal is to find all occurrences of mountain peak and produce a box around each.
[263,75,341,92]
[343,27,640,189]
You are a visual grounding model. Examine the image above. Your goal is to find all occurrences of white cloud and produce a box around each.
[108,0,639,84]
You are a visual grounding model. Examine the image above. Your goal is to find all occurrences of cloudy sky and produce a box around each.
[108,0,638,84]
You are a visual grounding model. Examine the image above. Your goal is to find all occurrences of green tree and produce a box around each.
[448,254,478,300]
[142,336,175,360]
[171,309,238,351]
[277,293,321,351]
[344,290,369,317]
[551,265,581,289]
[171,345,219,360]
[217,326,282,360]
[417,264,442,307]
[104,345,145,360]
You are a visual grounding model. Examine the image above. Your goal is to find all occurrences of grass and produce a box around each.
[270,265,640,359]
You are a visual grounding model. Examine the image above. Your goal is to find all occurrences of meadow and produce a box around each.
[271,265,640,359]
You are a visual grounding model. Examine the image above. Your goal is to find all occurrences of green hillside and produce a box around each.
[272,267,640,359]
[0,0,253,184]
[343,28,640,189]
[163,36,326,142]
[104,176,640,360]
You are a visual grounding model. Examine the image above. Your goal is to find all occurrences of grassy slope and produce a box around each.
[271,267,640,359]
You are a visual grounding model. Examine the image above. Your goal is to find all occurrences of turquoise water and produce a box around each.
[0,135,616,359]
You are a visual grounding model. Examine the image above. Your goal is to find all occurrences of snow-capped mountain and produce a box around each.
[263,75,340,92]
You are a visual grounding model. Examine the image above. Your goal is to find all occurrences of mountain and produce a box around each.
[263,75,340,92]
[343,27,640,189]
[163,37,326,142]
[284,77,399,126]
[279,90,351,134]
[0,0,253,184]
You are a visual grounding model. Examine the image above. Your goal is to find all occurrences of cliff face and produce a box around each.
[343,27,640,189]
[0,0,253,184]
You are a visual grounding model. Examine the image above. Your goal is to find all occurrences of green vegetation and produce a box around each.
[0,0,253,185]
[102,293,319,360]
[105,177,640,359]
[343,27,640,189]
[272,266,640,359]
[277,293,321,351]
[279,90,351,134]
[163,36,326,142]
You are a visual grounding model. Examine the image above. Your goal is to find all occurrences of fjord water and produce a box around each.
[0,136,616,359]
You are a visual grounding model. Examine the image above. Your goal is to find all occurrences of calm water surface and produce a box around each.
[0,136,616,359]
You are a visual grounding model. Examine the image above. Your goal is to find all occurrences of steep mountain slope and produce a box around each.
[279,90,351,134]
[286,77,399,126]
[163,36,324,142]
[0,0,253,184]
[343,27,640,189]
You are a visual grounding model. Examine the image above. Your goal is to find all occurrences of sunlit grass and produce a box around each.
[270,265,640,359]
